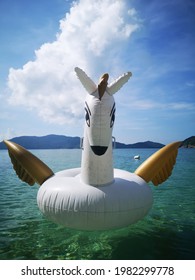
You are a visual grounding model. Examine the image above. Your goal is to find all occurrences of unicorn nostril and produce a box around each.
[91,146,108,156]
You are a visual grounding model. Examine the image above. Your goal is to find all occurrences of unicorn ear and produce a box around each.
[75,67,97,94]
[107,71,132,95]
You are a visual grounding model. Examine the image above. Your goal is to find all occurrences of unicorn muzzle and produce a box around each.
[90,145,108,156]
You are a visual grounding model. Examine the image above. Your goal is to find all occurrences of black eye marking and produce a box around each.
[85,102,91,116]
[85,102,91,127]
[85,108,90,127]
[110,102,115,116]
[110,103,116,128]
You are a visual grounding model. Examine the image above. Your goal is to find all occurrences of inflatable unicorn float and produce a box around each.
[4,67,181,230]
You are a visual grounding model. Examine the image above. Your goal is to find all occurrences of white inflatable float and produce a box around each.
[4,67,181,230]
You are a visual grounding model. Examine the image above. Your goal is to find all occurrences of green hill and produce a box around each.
[0,135,80,149]
[181,136,195,148]
[0,134,165,149]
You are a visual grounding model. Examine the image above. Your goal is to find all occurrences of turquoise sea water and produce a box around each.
[0,148,195,260]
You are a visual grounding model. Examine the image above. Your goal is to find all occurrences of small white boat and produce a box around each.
[134,155,140,160]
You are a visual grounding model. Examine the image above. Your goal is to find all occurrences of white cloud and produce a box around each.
[168,102,195,110]
[7,0,140,125]
[186,81,195,87]
[118,92,195,112]
[0,128,17,142]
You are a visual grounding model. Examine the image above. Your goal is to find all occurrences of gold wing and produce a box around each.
[134,141,182,186]
[4,140,54,186]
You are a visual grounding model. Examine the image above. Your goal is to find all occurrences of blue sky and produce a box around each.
[0,0,194,144]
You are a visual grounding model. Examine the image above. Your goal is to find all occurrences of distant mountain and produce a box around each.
[0,134,165,149]
[115,140,164,149]
[181,136,195,148]
[0,135,81,149]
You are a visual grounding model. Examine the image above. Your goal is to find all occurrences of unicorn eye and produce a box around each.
[85,108,90,127]
[110,103,116,128]
[110,108,115,128]
[85,102,91,127]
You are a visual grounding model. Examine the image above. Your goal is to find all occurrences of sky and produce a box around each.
[0,0,194,144]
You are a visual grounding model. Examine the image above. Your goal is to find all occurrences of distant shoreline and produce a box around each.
[181,145,195,148]
[0,134,164,150]
[0,134,194,150]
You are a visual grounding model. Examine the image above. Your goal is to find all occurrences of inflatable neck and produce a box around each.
[81,132,114,186]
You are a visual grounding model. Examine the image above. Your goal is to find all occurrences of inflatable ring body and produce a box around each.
[4,67,180,231]
[37,168,153,230]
